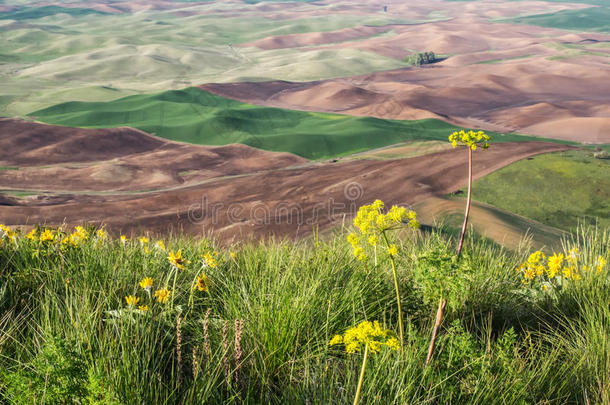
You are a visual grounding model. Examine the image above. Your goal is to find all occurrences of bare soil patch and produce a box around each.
[0,122,573,242]
[0,119,306,192]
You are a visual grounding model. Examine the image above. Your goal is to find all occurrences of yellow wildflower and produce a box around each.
[329,335,343,345]
[40,229,55,243]
[347,233,360,247]
[330,321,399,354]
[139,236,149,253]
[120,235,127,245]
[596,256,606,273]
[155,288,170,304]
[385,337,400,351]
[96,229,107,240]
[74,226,88,240]
[201,252,217,268]
[387,245,398,257]
[138,305,149,312]
[353,246,367,261]
[125,295,140,307]
[230,251,237,260]
[354,201,418,234]
[0,225,17,244]
[139,277,153,290]
[195,273,210,292]
[154,240,166,251]
[26,229,37,241]
[547,253,563,279]
[168,250,189,269]
[448,130,490,150]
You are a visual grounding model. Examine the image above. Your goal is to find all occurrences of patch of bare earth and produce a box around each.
[206,3,610,144]
[0,119,573,242]
[0,119,306,192]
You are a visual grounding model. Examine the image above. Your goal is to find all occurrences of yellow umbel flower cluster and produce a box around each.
[449,130,490,150]
[348,200,418,261]
[517,248,607,287]
[330,321,400,354]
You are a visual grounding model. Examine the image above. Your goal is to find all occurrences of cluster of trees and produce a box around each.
[405,51,438,66]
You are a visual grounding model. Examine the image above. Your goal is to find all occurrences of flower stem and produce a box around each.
[425,297,447,366]
[353,344,369,405]
[457,148,473,258]
[170,266,178,311]
[382,231,404,347]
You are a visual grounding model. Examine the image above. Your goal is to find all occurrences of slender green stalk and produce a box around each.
[382,231,403,347]
[170,266,178,311]
[353,344,369,405]
[457,148,473,257]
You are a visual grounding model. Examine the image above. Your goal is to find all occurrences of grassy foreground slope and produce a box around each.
[0,224,608,403]
[471,150,610,231]
[29,87,567,160]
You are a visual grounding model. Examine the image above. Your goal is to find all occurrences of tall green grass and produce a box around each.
[0,223,608,403]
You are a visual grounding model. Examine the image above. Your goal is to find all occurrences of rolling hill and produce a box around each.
[28,87,567,160]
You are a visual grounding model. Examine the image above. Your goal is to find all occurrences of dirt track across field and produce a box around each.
[0,119,573,242]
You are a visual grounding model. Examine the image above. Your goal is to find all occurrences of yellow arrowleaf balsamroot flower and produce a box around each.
[40,229,55,243]
[596,256,607,273]
[154,240,166,251]
[448,130,490,150]
[516,247,603,288]
[139,277,153,291]
[168,250,189,269]
[62,226,88,247]
[547,253,564,279]
[155,288,170,303]
[201,252,218,268]
[139,236,150,253]
[125,295,140,307]
[330,321,399,354]
[195,273,210,292]
[138,305,149,312]
[96,229,107,240]
[74,226,88,240]
[26,229,37,241]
